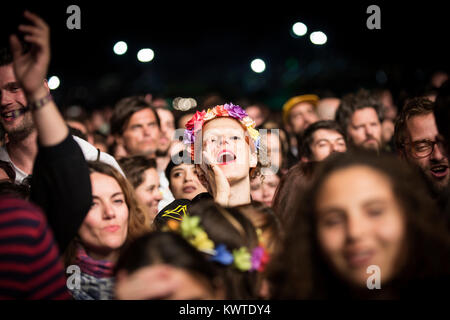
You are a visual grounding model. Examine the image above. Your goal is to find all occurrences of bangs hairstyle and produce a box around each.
[118,155,157,189]
[110,96,160,136]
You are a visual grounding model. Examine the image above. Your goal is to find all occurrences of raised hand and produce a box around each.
[9,11,50,100]
[198,151,231,207]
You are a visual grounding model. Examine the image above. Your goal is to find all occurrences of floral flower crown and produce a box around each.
[183,103,261,159]
[165,216,269,272]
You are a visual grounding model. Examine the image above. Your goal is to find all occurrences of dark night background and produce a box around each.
[1,1,449,111]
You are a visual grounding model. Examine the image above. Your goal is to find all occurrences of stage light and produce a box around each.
[48,76,60,90]
[310,31,327,45]
[113,41,128,55]
[292,22,307,36]
[137,48,154,62]
[251,59,266,73]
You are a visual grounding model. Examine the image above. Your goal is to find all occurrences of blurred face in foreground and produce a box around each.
[316,165,406,287]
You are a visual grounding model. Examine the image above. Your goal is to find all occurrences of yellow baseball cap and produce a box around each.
[282,94,319,124]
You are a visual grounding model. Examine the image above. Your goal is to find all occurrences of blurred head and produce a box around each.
[283,95,319,134]
[74,162,148,262]
[155,108,175,155]
[300,120,347,162]
[115,231,224,299]
[268,152,448,298]
[335,89,383,152]
[395,97,449,193]
[188,200,262,299]
[245,103,269,128]
[110,96,161,157]
[316,97,341,120]
[119,156,162,222]
[250,172,281,208]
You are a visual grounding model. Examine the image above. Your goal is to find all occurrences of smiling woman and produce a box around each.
[64,161,150,300]
[267,151,450,299]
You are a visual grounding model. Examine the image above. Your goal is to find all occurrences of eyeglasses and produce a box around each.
[403,138,447,159]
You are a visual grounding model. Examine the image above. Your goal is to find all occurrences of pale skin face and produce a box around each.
[135,168,162,222]
[156,108,175,154]
[316,166,406,287]
[250,173,280,207]
[0,64,35,139]
[308,129,346,161]
[202,117,257,184]
[169,163,207,200]
[119,108,160,156]
[245,105,265,127]
[347,107,382,151]
[403,113,449,192]
[289,102,319,134]
[79,172,129,262]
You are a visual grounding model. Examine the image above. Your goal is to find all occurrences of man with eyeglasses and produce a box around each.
[394,97,449,194]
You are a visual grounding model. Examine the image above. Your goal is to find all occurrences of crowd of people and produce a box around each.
[0,12,449,300]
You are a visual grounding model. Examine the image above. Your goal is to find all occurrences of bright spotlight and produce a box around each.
[250,59,266,73]
[310,31,327,45]
[113,41,128,55]
[48,76,60,90]
[137,48,155,62]
[292,22,307,36]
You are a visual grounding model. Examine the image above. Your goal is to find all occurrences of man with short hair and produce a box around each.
[394,97,449,194]
[300,120,347,162]
[110,96,161,158]
[335,89,384,152]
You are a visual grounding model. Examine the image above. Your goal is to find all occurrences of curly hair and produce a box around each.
[335,89,384,134]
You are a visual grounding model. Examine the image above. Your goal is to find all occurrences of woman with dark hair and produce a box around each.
[272,161,317,228]
[114,231,225,300]
[185,200,267,299]
[64,161,150,300]
[268,151,450,299]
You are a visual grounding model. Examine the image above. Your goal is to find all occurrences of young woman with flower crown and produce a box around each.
[183,103,260,207]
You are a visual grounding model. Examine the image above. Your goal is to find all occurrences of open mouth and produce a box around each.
[1,107,28,120]
[217,150,236,164]
[430,165,449,178]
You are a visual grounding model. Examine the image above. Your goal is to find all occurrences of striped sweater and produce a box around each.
[0,196,70,299]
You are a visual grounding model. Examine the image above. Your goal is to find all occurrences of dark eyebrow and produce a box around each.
[3,82,21,90]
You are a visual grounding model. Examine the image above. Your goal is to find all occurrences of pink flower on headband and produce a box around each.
[250,246,270,272]
[185,110,206,132]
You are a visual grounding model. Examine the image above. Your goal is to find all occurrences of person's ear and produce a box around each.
[43,79,50,93]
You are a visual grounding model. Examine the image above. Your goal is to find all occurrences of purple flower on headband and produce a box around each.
[224,103,247,120]
[183,130,195,144]
[210,244,233,265]
[250,246,265,271]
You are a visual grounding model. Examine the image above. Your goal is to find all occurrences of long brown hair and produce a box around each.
[267,151,450,299]
[64,161,150,267]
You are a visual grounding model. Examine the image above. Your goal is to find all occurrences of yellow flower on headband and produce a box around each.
[180,215,201,238]
[232,247,252,271]
[191,230,215,251]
